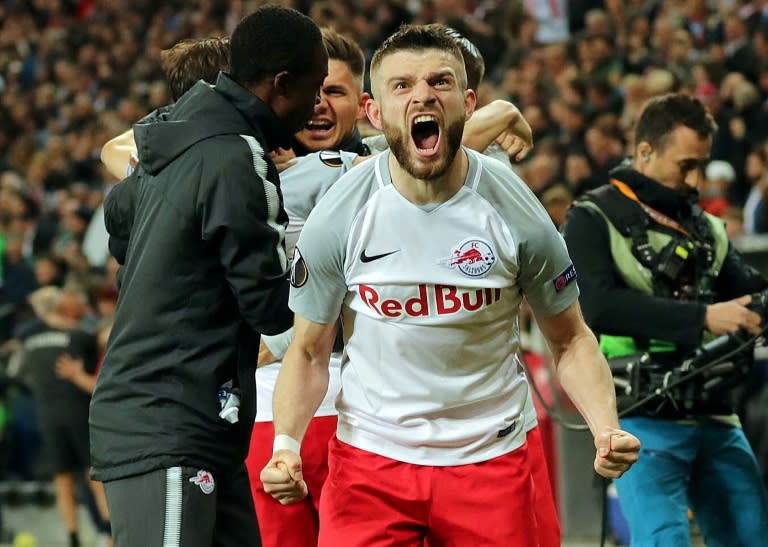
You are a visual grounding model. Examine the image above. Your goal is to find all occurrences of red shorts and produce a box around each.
[245,415,337,547]
[319,437,542,547]
[527,426,561,547]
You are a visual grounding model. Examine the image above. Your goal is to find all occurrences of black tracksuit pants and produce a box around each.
[104,463,260,546]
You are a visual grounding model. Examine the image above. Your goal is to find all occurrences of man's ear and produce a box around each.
[464,88,477,121]
[356,92,371,121]
[273,71,292,97]
[636,141,653,162]
[365,97,383,130]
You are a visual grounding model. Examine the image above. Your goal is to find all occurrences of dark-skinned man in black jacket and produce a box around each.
[89,7,328,546]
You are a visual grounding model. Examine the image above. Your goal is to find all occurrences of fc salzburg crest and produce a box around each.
[189,469,215,494]
[440,238,496,278]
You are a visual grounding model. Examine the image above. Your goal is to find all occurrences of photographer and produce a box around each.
[563,93,768,546]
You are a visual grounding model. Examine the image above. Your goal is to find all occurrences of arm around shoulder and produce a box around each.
[100,129,138,180]
[463,99,533,161]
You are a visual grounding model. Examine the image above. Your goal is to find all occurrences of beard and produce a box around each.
[383,116,465,180]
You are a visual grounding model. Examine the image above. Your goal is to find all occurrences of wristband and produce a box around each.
[273,434,301,455]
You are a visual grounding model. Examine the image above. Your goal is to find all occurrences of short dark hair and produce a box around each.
[230,5,323,87]
[322,28,365,82]
[443,27,485,90]
[635,93,717,152]
[370,24,466,94]
[161,37,230,101]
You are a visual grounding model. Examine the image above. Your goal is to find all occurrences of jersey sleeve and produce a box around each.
[518,221,579,317]
[288,193,350,325]
[476,153,579,317]
[281,150,359,257]
[282,150,359,218]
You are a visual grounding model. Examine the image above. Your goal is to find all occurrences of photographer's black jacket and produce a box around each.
[90,73,293,481]
[562,168,767,357]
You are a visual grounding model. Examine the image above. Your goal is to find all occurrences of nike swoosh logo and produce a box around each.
[360,249,400,263]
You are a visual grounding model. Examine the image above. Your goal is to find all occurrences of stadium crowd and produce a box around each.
[1,0,768,543]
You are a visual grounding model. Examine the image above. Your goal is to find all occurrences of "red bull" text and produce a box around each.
[358,283,502,318]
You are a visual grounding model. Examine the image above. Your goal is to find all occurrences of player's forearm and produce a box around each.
[272,343,330,443]
[462,100,521,151]
[554,331,620,437]
[100,129,137,179]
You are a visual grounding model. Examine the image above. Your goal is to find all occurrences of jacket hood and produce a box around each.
[134,72,292,175]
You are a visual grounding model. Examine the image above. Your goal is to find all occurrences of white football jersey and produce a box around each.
[290,149,578,465]
[282,150,360,257]
[255,150,359,422]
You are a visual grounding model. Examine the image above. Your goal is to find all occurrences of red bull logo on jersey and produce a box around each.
[358,283,502,318]
[440,239,496,278]
[189,469,215,494]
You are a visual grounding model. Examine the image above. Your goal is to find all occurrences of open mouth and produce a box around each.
[411,114,441,157]
[304,119,334,136]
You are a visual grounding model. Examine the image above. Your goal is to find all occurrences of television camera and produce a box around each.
[610,288,768,417]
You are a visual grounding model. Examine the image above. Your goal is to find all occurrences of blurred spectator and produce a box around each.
[624,14,653,73]
[564,151,600,198]
[0,224,37,342]
[525,153,559,195]
[16,287,108,547]
[743,147,768,234]
[583,8,612,38]
[700,159,737,217]
[665,29,696,84]
[540,184,573,228]
[643,67,677,97]
[33,254,68,288]
[684,0,720,49]
[724,13,758,80]
[584,124,624,179]
[525,0,569,44]
[724,206,745,240]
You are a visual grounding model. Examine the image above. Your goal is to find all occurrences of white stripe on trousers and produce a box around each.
[163,467,182,547]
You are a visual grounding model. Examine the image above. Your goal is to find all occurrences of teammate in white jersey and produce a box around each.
[256,26,559,547]
[247,152,360,547]
[261,24,640,546]
[242,29,369,547]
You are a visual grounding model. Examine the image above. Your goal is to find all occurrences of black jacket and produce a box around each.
[90,73,294,481]
[562,168,767,356]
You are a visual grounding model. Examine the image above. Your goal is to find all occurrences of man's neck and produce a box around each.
[388,149,469,206]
